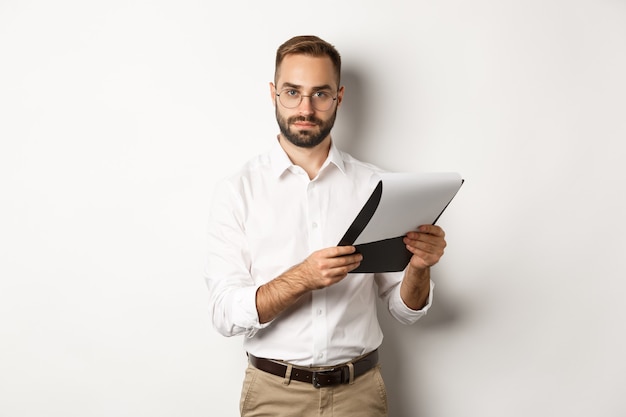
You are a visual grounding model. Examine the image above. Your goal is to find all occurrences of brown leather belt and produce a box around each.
[248,350,378,388]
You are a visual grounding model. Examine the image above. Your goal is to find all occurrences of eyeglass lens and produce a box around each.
[277,90,336,111]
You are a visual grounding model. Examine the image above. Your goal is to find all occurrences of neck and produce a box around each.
[278,135,331,180]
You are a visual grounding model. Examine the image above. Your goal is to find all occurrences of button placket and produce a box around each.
[307,181,327,365]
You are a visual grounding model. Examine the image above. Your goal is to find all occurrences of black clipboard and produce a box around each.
[338,173,464,273]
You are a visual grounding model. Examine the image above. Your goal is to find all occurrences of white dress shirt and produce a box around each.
[204,139,433,366]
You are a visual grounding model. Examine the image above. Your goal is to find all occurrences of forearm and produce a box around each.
[256,266,310,324]
[256,246,362,323]
[399,265,431,311]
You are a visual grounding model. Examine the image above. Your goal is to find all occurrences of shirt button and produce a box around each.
[312,222,318,229]
[317,309,323,316]
[318,353,324,359]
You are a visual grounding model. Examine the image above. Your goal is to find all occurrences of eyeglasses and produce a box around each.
[275,89,338,112]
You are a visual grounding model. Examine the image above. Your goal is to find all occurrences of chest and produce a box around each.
[243,174,374,276]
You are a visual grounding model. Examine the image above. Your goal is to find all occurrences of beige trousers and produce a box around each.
[239,363,388,417]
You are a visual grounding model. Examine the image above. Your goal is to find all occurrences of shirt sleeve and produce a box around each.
[203,180,270,338]
[376,271,435,325]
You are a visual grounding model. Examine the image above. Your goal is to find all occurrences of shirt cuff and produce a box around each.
[230,284,270,337]
[388,280,435,325]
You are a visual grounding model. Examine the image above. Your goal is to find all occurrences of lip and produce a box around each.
[293,122,317,128]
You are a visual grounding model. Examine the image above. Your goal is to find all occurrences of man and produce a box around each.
[205,35,446,417]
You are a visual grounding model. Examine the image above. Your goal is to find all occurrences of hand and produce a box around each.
[256,246,362,324]
[403,225,447,271]
[297,246,363,290]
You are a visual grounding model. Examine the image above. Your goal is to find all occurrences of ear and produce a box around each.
[336,85,345,108]
[269,82,277,106]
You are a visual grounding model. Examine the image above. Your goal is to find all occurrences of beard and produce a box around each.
[276,108,337,149]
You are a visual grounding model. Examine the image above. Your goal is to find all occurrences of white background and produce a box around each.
[1,1,625,416]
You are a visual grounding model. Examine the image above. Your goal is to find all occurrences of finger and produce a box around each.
[309,250,362,274]
[327,245,358,257]
[328,252,363,268]
[330,258,362,276]
[406,246,442,268]
[413,225,445,237]
[404,235,446,252]
[405,233,441,245]
[344,260,362,273]
[405,240,435,255]
[406,242,443,257]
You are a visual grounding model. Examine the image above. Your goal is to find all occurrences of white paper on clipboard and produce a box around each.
[338,172,464,273]
[355,172,463,244]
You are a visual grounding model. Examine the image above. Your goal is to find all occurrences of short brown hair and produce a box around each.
[274,35,342,87]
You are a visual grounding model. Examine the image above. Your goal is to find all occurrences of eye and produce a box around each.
[284,89,299,97]
[313,91,331,99]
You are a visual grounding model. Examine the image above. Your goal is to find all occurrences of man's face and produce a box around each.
[271,54,343,148]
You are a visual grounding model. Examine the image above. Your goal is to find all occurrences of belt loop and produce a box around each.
[347,362,355,385]
[283,364,293,385]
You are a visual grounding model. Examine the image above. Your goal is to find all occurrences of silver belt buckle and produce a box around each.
[312,367,339,388]
[312,371,321,388]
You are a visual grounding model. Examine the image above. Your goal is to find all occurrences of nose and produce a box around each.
[298,95,315,115]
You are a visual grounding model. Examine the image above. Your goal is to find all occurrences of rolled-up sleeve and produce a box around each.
[204,181,269,338]
[376,271,435,325]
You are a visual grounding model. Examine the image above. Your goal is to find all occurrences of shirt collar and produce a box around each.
[324,140,346,175]
[269,137,346,178]
[269,138,293,177]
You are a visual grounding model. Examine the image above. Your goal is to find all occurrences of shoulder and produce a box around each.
[220,150,272,186]
[211,149,275,208]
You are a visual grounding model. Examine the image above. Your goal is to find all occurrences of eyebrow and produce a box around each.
[280,82,335,92]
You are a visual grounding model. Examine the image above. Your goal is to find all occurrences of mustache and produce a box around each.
[288,116,322,124]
